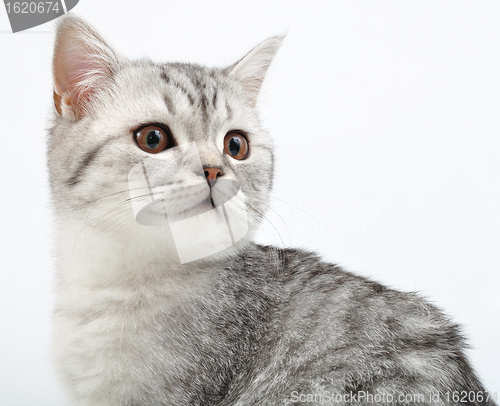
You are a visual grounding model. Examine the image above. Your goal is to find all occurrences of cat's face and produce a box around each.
[48,16,281,264]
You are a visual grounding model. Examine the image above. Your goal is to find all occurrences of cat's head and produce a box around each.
[48,15,281,265]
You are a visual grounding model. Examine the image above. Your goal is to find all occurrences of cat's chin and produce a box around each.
[122,191,249,265]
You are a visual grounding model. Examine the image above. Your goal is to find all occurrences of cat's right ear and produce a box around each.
[52,15,119,119]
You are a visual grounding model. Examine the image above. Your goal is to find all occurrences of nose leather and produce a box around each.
[203,166,224,187]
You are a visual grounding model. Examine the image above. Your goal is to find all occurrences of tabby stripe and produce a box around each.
[160,72,195,105]
[225,101,233,119]
[163,95,176,115]
[186,72,214,128]
[212,89,218,109]
[66,143,104,187]
[199,92,210,123]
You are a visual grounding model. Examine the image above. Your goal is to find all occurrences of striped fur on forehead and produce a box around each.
[159,63,240,134]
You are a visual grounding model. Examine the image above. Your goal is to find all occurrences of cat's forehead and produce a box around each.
[102,61,254,143]
[158,63,233,125]
[116,61,236,108]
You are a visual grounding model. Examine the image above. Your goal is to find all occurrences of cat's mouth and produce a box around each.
[129,175,248,263]
[170,195,215,220]
[132,179,242,227]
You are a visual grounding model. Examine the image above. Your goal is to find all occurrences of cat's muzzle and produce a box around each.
[128,142,248,263]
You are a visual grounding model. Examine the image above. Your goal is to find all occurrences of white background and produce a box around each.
[0,1,498,404]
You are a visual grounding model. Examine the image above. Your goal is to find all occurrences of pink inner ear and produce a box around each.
[53,26,114,118]
[64,50,99,110]
[54,44,101,116]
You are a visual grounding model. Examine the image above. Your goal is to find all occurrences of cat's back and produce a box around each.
[234,244,492,405]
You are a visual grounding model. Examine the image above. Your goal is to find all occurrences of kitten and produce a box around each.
[49,15,496,406]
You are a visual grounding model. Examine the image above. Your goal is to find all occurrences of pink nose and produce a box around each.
[204,167,224,186]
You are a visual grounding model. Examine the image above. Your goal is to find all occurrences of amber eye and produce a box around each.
[134,125,171,154]
[224,132,249,160]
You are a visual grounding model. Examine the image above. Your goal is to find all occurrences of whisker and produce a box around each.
[95,209,141,250]
[259,201,292,245]
[71,202,134,264]
[245,202,286,246]
[72,186,150,249]
[267,195,331,237]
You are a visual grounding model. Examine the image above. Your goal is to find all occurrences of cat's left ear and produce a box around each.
[225,36,283,106]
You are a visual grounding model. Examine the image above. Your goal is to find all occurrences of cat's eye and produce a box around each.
[224,132,249,160]
[134,125,171,154]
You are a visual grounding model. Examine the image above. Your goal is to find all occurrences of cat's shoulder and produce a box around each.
[243,243,460,336]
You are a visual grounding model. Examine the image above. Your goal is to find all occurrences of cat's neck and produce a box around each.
[53,214,246,289]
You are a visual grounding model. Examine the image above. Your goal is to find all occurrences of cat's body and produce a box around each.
[49,15,495,406]
[52,240,492,406]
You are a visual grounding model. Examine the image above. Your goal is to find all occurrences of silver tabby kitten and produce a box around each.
[49,15,495,406]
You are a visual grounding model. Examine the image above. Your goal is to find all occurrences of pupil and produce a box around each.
[228,137,241,156]
[146,130,160,149]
